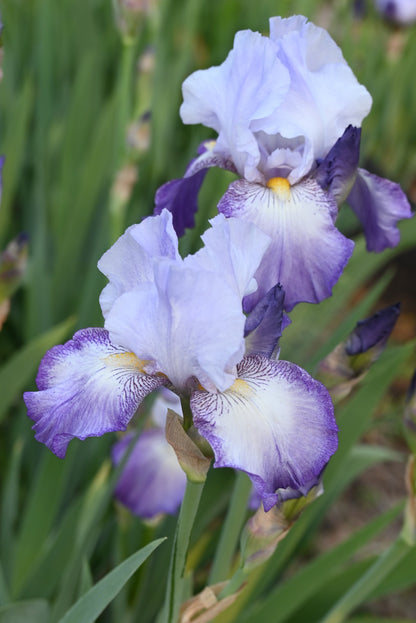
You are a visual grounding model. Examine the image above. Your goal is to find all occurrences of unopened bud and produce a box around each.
[318,304,400,400]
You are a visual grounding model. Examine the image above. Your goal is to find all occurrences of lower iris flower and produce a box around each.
[24,211,337,511]
[112,389,187,520]
[155,15,412,312]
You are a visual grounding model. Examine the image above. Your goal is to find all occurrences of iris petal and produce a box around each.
[24,328,166,458]
[347,168,413,252]
[191,355,337,511]
[218,177,354,311]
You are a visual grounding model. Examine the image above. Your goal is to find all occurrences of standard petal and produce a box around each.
[180,29,290,182]
[112,429,187,519]
[218,177,354,312]
[267,16,372,183]
[188,214,271,299]
[154,141,236,237]
[191,355,337,512]
[347,168,413,252]
[105,265,246,393]
[24,328,166,458]
[98,210,180,317]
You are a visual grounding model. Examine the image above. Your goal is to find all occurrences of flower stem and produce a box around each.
[209,471,252,584]
[161,478,205,623]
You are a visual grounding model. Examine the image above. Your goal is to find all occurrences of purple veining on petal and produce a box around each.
[314,125,361,208]
[112,429,187,519]
[244,284,290,359]
[347,168,413,252]
[218,177,354,312]
[345,303,400,356]
[24,328,167,458]
[191,355,337,512]
[154,142,237,237]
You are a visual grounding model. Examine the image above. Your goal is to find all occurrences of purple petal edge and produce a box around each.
[347,168,413,252]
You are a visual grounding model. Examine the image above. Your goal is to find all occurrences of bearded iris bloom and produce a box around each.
[24,211,337,511]
[155,15,412,312]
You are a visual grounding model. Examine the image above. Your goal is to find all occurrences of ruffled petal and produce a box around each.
[244,284,290,359]
[267,17,372,183]
[191,355,337,511]
[154,141,236,237]
[188,214,271,299]
[180,30,290,182]
[24,328,166,458]
[112,429,187,519]
[218,177,354,312]
[347,168,413,252]
[314,126,361,206]
[105,266,246,393]
[98,210,180,317]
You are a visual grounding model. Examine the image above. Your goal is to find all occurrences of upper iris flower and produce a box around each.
[155,15,412,312]
[24,210,337,511]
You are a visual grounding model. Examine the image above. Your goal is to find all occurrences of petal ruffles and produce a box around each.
[191,355,337,511]
[24,328,167,458]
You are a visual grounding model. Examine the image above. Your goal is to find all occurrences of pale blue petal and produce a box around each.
[105,266,246,393]
[267,16,372,183]
[98,211,179,317]
[180,29,290,183]
[188,214,271,299]
[191,355,337,512]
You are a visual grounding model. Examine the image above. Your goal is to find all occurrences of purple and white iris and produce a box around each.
[24,211,337,511]
[155,15,411,312]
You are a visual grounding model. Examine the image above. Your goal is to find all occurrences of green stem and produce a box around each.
[319,537,410,623]
[209,472,252,584]
[161,479,205,623]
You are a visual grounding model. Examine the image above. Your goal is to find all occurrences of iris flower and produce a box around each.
[155,15,411,312]
[24,211,337,510]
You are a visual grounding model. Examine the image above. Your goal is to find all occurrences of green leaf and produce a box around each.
[243,503,402,623]
[57,539,166,623]
[11,451,71,596]
[0,600,50,623]
[0,316,75,423]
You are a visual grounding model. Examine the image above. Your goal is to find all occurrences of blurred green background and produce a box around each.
[1,0,416,621]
